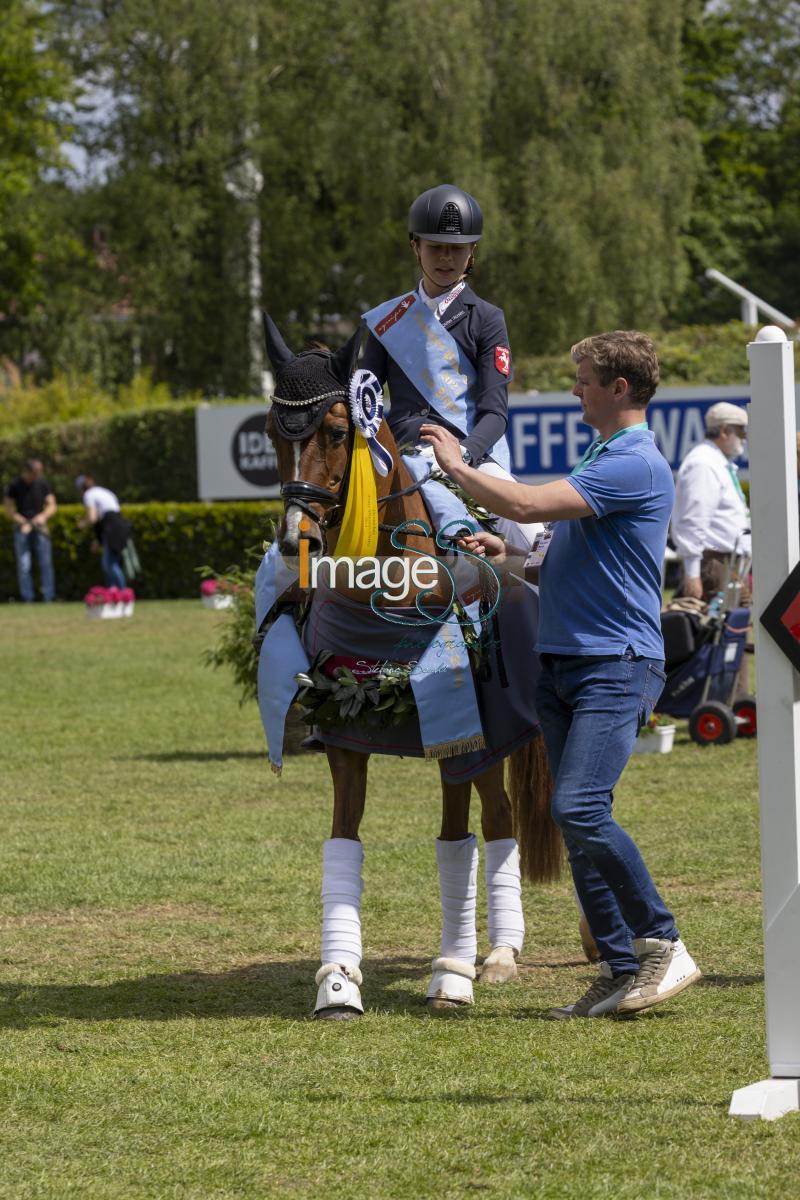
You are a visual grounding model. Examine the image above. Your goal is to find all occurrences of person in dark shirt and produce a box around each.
[3,459,57,602]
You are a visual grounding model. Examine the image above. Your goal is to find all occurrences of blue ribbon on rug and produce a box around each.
[410,612,485,759]
[255,540,299,631]
[257,611,310,775]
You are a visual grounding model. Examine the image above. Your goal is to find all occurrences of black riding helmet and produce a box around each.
[408,184,483,245]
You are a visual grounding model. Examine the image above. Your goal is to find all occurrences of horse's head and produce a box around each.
[263,314,362,558]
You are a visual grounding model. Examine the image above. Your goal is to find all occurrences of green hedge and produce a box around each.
[513,322,753,392]
[0,502,283,602]
[0,404,202,503]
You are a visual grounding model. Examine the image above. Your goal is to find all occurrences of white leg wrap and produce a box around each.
[321,838,363,970]
[485,837,524,953]
[436,835,478,963]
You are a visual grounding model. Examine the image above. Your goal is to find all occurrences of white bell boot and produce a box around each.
[315,838,364,1018]
[427,957,476,1009]
[314,963,364,1020]
[427,835,478,1008]
[481,837,524,982]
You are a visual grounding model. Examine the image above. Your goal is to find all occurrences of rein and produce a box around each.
[279,435,433,540]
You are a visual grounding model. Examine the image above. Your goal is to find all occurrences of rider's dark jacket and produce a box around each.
[361,282,511,464]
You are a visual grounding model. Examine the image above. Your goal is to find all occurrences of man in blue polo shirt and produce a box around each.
[421,330,700,1018]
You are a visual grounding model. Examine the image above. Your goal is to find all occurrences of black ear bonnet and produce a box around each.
[270,351,347,441]
[263,313,362,441]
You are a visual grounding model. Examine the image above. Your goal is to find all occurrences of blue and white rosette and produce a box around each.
[349,369,394,477]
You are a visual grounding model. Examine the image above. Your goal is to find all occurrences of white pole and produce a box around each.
[741,296,758,327]
[730,326,800,1121]
[705,268,797,332]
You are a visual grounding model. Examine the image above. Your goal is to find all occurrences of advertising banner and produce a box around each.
[196,402,279,501]
[195,384,800,499]
[507,385,754,482]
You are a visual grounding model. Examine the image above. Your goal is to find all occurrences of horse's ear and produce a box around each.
[262,312,294,371]
[329,325,363,384]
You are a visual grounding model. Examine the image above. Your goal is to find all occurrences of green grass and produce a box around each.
[0,603,795,1199]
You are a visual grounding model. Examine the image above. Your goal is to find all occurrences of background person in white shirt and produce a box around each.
[671,402,750,604]
[75,473,131,590]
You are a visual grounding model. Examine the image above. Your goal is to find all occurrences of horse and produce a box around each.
[257,314,565,1019]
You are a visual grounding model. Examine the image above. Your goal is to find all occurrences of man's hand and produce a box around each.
[683,576,703,600]
[457,530,507,564]
[32,514,46,529]
[20,521,32,535]
[419,423,465,476]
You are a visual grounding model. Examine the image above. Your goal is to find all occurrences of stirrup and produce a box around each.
[426,956,476,1006]
[313,962,364,1019]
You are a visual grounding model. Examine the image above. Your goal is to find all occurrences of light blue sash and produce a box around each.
[255,539,299,631]
[410,615,485,758]
[363,291,510,470]
[257,611,310,774]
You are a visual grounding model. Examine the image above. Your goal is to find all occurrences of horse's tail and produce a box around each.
[507,731,563,883]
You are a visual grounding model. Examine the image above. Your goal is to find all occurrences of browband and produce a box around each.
[269,389,346,408]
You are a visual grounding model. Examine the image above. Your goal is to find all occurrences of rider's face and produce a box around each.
[413,239,474,294]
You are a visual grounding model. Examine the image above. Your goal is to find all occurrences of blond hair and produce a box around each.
[571,330,660,408]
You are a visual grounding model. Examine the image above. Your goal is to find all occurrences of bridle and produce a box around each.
[272,381,430,546]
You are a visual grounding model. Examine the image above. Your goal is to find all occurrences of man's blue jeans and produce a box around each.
[536,652,679,976]
[12,526,55,602]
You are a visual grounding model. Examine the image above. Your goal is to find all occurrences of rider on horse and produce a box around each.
[362,183,539,553]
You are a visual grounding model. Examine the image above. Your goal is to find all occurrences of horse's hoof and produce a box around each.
[313,1006,362,1021]
[579,915,600,963]
[479,946,518,983]
[426,996,469,1016]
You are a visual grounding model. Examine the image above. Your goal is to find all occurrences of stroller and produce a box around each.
[658,549,755,746]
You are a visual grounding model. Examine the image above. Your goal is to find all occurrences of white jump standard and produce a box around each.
[729,327,800,1121]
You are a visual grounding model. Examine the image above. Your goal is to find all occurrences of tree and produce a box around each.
[677,0,800,324]
[0,1,72,325]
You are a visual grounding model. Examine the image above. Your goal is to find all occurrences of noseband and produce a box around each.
[280,477,347,530]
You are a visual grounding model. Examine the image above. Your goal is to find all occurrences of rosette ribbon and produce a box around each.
[348,369,394,477]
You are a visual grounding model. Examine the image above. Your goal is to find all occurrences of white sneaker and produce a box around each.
[617,938,701,1014]
[549,962,636,1019]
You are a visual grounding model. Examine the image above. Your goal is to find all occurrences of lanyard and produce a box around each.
[727,462,746,502]
[571,422,649,476]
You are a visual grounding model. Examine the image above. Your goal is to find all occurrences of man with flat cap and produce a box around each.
[672,401,751,604]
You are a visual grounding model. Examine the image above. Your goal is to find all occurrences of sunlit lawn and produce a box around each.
[0,602,795,1199]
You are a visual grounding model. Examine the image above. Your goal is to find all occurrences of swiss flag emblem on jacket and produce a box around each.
[495,345,511,376]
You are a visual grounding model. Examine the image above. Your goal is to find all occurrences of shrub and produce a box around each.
[0,370,182,436]
[512,321,753,392]
[0,393,261,503]
[0,502,282,601]
[0,404,200,502]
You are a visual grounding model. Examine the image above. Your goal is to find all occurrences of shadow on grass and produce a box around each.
[0,956,438,1028]
[699,973,763,988]
[122,750,266,763]
[305,1090,720,1109]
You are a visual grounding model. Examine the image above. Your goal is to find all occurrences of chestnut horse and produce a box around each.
[260,316,562,1018]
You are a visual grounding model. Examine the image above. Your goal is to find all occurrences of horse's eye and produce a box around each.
[329,427,348,444]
